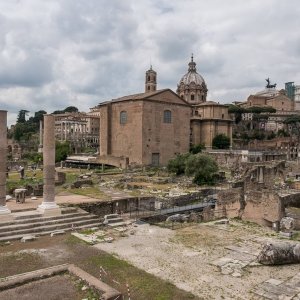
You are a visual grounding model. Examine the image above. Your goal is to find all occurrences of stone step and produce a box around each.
[0,211,91,227]
[0,222,103,243]
[0,218,101,238]
[106,218,124,224]
[0,214,99,234]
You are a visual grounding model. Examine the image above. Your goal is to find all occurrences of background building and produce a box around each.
[54,112,100,153]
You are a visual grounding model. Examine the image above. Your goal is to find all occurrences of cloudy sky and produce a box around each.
[1,0,300,125]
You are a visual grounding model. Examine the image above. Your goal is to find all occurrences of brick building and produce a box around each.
[96,89,191,166]
[92,57,232,167]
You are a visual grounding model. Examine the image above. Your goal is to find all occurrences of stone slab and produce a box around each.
[50,230,66,237]
[21,235,37,242]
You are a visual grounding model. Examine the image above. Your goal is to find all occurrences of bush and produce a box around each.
[185,154,218,185]
[167,153,191,175]
[212,134,230,149]
[55,141,71,162]
[189,143,205,154]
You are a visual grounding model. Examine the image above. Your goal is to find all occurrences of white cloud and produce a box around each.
[0,0,299,125]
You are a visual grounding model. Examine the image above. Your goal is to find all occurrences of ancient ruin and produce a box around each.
[37,115,61,216]
[0,110,11,221]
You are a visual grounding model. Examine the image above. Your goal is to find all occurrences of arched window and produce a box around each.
[148,75,150,81]
[163,110,172,123]
[191,94,195,101]
[120,111,127,124]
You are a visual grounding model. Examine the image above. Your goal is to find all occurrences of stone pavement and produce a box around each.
[252,272,300,299]
[212,239,262,277]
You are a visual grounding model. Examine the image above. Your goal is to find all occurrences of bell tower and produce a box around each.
[145,66,157,93]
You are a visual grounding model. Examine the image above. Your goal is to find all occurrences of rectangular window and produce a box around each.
[151,153,160,166]
[163,110,172,123]
[120,111,127,124]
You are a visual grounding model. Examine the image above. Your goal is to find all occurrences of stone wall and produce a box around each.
[217,161,287,226]
[217,188,243,219]
[97,90,191,167]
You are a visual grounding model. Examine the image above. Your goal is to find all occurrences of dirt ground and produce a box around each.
[0,274,95,300]
[95,220,300,300]
[0,234,197,300]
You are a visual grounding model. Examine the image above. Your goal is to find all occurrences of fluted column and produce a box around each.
[0,110,11,217]
[37,115,61,215]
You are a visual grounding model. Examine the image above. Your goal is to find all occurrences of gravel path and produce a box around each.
[95,223,300,299]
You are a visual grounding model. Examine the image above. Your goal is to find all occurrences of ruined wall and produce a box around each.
[243,191,284,226]
[217,161,287,226]
[217,188,243,219]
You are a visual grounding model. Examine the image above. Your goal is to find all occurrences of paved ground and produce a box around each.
[95,221,300,300]
[6,194,104,211]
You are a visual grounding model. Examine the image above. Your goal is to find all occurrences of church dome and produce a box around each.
[179,62,205,86]
[177,55,207,104]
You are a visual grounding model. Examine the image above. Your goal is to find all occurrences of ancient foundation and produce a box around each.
[37,115,61,216]
[0,110,12,220]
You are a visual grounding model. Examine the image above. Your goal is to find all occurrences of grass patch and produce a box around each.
[65,234,87,245]
[69,187,109,200]
[85,253,198,300]
[291,231,300,241]
[79,228,97,235]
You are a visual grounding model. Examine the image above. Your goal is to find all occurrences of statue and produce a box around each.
[265,78,277,89]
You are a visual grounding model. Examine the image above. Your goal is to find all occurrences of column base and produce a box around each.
[37,202,61,216]
[0,206,13,222]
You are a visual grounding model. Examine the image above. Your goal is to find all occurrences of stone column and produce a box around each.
[60,122,63,141]
[37,115,61,215]
[0,110,12,219]
[64,122,67,140]
[38,120,43,153]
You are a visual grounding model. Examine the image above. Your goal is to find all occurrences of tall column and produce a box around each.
[38,120,43,153]
[60,122,63,141]
[37,115,61,215]
[0,110,11,219]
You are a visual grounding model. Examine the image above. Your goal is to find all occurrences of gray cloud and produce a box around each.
[0,0,300,125]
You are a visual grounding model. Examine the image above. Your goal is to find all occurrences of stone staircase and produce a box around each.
[0,207,102,243]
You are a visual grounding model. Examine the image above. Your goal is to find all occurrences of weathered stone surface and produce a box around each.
[72,179,93,188]
[258,242,300,265]
[280,217,295,231]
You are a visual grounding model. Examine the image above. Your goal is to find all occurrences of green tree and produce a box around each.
[185,154,218,185]
[52,106,79,115]
[64,106,79,113]
[13,122,37,141]
[29,110,47,123]
[267,131,276,140]
[17,110,29,123]
[246,106,276,114]
[55,141,71,162]
[189,143,205,154]
[167,153,191,175]
[277,129,289,137]
[284,115,300,138]
[227,105,245,124]
[212,134,230,149]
